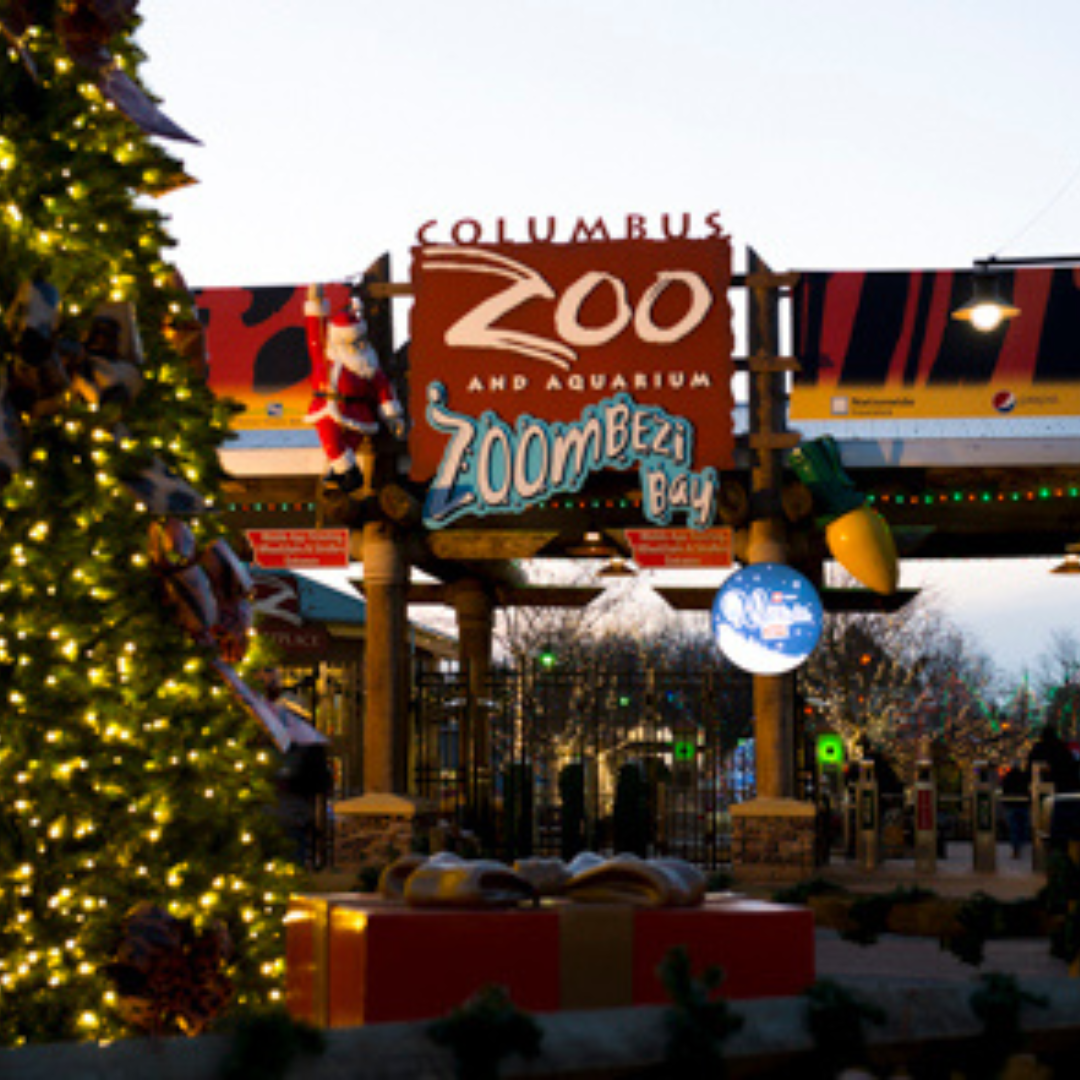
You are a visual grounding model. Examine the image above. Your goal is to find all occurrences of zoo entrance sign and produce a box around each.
[409,214,736,531]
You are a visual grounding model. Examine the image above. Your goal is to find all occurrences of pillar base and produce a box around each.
[332,793,436,873]
[730,798,820,882]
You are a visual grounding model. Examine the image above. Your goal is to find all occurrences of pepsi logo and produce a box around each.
[992,390,1016,413]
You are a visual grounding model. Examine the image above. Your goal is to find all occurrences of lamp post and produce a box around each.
[952,254,1080,332]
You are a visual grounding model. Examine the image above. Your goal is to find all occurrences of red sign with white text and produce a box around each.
[408,238,735,482]
[247,528,350,569]
[625,527,734,569]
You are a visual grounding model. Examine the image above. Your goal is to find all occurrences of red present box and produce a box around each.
[287,896,560,1026]
[285,895,814,1027]
[633,899,815,1003]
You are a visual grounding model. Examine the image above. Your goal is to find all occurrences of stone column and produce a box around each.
[447,578,495,829]
[361,518,409,795]
[730,798,817,881]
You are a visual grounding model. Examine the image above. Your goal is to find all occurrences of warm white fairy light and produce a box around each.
[1,62,295,1041]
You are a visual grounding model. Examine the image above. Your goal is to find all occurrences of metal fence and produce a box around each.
[411,662,755,869]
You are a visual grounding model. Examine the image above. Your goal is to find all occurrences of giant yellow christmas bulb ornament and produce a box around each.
[790,436,899,596]
[825,504,898,595]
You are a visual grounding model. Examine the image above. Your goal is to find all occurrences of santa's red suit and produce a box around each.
[304,295,405,492]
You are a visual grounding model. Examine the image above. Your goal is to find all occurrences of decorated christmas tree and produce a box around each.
[1,2,296,1045]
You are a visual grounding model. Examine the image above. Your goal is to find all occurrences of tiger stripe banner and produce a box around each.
[791,267,1080,420]
[194,283,352,430]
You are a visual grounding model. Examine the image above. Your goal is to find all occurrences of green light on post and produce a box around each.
[817,734,845,767]
[673,740,696,762]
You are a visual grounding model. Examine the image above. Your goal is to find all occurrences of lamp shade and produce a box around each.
[825,505,899,595]
[597,557,636,578]
[1051,555,1080,575]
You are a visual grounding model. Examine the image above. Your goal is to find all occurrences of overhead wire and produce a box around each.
[990,156,1080,259]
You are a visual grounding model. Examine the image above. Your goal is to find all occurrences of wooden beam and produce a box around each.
[404,582,450,604]
[652,587,720,611]
[363,275,806,300]
[821,588,920,613]
[748,431,802,451]
[653,586,919,613]
[743,270,801,290]
[427,530,560,561]
[363,274,806,301]
[745,354,802,374]
[365,281,415,299]
[351,580,604,609]
[496,585,606,608]
[349,579,445,603]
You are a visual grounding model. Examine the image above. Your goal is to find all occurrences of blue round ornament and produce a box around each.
[711,563,823,674]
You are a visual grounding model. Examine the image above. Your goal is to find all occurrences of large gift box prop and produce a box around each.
[286,855,814,1027]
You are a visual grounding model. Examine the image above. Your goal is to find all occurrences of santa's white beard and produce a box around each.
[327,340,377,378]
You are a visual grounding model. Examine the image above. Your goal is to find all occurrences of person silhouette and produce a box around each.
[1001,759,1031,858]
[1029,724,1080,846]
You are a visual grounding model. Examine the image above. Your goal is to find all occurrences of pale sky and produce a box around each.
[136,1,1080,681]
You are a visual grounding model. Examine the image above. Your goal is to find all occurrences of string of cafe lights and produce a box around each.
[227,484,1080,517]
[870,485,1080,506]
[223,495,647,514]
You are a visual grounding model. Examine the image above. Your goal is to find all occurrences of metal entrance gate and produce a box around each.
[412,662,754,869]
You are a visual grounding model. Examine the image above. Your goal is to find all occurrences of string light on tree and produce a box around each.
[0,1,296,1046]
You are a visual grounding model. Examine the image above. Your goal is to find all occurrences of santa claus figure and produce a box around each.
[304,284,406,494]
